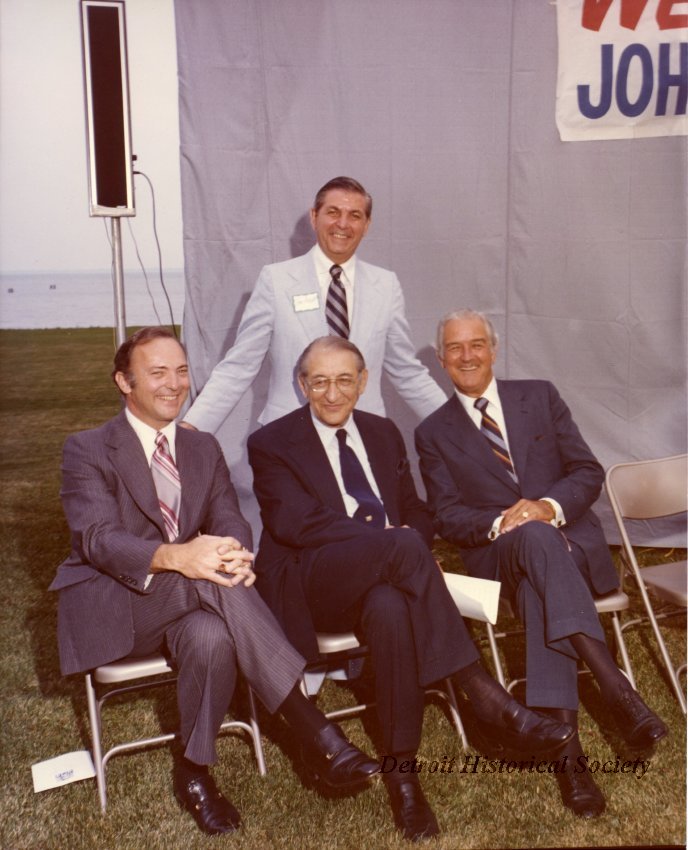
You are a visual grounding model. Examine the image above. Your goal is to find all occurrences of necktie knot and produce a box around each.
[474,397,488,413]
[330,264,343,282]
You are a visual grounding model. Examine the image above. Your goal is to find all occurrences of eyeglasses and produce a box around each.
[305,375,359,394]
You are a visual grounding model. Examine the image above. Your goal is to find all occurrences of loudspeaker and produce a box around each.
[80,0,135,217]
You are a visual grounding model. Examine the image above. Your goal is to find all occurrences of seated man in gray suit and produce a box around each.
[50,326,378,836]
[415,309,667,820]
[248,335,574,842]
[181,176,446,432]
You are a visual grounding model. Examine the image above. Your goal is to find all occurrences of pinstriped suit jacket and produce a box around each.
[50,410,251,676]
[184,246,447,432]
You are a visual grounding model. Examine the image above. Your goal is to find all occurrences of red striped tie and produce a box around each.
[151,432,181,541]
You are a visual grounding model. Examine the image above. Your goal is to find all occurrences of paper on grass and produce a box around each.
[443,572,501,624]
[32,750,96,793]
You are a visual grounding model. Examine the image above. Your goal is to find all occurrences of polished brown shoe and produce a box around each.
[302,722,379,789]
[173,770,241,835]
[610,689,668,750]
[475,698,574,755]
[386,777,440,842]
[556,768,606,818]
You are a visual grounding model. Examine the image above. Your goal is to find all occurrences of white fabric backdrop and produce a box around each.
[173,0,687,543]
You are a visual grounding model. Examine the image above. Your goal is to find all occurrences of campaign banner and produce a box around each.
[556,0,688,140]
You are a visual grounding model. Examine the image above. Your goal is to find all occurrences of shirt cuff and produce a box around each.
[541,497,565,527]
[488,515,503,541]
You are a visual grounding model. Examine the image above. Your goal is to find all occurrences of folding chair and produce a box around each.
[302,631,468,748]
[86,652,266,812]
[605,454,687,713]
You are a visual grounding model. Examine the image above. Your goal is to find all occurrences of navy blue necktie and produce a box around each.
[336,429,385,528]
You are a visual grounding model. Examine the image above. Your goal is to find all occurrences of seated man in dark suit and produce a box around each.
[415,308,668,820]
[247,335,573,842]
[50,326,379,836]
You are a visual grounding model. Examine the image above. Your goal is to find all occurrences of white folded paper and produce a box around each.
[443,572,501,624]
[32,750,96,793]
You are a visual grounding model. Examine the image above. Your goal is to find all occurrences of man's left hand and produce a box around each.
[500,499,555,533]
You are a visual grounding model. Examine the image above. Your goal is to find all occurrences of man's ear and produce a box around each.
[297,374,308,400]
[309,208,317,231]
[358,369,369,394]
[114,371,132,396]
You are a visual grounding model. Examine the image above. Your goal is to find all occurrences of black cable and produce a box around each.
[133,169,178,336]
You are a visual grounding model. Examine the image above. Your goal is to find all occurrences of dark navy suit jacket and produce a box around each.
[415,380,617,595]
[248,406,434,662]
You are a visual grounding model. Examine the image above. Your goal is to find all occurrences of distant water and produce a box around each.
[0,271,185,329]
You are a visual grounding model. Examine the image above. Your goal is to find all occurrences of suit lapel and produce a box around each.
[105,411,167,536]
[497,381,531,485]
[286,408,347,512]
[174,426,210,538]
[284,249,328,340]
[442,395,521,494]
[355,412,400,524]
[349,260,384,342]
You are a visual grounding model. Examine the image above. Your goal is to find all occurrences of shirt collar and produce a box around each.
[124,407,177,461]
[313,242,356,283]
[454,377,500,416]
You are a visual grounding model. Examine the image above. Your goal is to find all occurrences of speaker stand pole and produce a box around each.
[111,217,127,347]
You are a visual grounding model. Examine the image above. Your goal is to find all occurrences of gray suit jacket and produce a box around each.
[415,380,618,595]
[184,246,446,431]
[50,410,251,675]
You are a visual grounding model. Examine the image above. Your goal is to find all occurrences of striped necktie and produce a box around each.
[325,264,349,338]
[151,432,181,541]
[474,397,518,484]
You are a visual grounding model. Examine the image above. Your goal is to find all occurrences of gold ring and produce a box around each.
[522,511,529,518]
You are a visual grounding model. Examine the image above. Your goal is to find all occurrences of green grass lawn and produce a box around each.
[0,328,685,850]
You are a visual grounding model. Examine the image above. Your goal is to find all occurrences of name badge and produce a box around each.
[293,292,320,312]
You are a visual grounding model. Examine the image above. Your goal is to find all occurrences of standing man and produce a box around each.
[248,336,573,842]
[415,309,667,820]
[51,327,378,836]
[181,176,445,432]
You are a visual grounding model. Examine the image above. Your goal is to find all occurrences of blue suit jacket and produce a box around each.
[415,380,617,595]
[184,247,446,431]
[248,406,435,661]
[50,411,251,675]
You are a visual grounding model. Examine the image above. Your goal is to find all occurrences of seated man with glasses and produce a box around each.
[247,335,574,842]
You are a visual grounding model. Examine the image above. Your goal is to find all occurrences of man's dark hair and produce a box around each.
[296,336,366,378]
[313,177,373,218]
[112,326,183,388]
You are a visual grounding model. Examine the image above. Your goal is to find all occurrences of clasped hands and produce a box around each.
[499,498,555,534]
[152,534,256,587]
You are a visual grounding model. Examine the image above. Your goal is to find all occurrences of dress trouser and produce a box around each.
[492,522,606,710]
[301,526,479,755]
[130,572,305,764]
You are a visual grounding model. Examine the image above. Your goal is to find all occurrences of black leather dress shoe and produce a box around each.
[173,770,241,835]
[386,777,440,842]
[610,689,668,750]
[556,768,606,818]
[475,699,574,755]
[302,722,379,789]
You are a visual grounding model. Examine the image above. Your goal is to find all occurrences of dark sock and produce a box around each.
[540,708,583,761]
[176,755,209,782]
[382,752,420,788]
[569,633,631,704]
[277,684,330,739]
[453,661,514,719]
